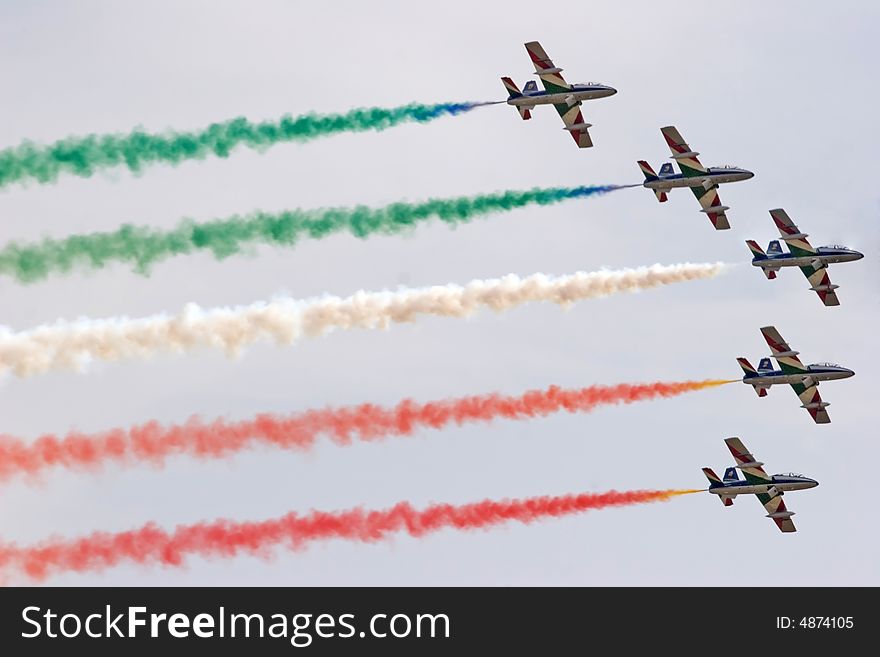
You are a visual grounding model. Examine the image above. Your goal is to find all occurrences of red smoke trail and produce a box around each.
[0,488,699,581]
[0,380,731,482]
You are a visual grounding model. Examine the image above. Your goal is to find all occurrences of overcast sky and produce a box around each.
[0,0,877,585]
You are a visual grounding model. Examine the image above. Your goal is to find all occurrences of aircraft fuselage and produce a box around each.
[752,247,864,269]
[743,365,855,388]
[710,474,818,497]
[507,84,617,107]
[643,167,754,190]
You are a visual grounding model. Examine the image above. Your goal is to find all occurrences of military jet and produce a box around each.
[737,326,854,424]
[702,437,818,533]
[747,208,863,306]
[637,126,754,230]
[501,41,617,148]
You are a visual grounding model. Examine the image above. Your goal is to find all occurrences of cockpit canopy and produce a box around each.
[715,164,742,169]
[809,362,841,368]
[776,472,805,478]
[819,244,850,250]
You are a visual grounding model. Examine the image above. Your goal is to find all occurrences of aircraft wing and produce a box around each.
[524,41,571,94]
[691,184,730,230]
[757,492,797,533]
[661,126,707,173]
[799,265,840,306]
[553,103,593,148]
[789,380,831,424]
[770,209,815,254]
[761,326,807,373]
[724,437,771,482]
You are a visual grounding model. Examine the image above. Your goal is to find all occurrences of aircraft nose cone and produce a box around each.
[808,478,820,489]
[854,251,865,260]
[745,170,755,179]
[845,368,856,378]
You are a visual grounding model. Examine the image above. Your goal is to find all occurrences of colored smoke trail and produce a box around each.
[0,380,732,482]
[0,101,496,190]
[0,263,727,378]
[0,185,620,283]
[0,489,700,581]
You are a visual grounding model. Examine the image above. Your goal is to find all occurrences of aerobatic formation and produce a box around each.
[0,39,866,582]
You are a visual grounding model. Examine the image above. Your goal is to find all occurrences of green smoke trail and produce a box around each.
[0,185,621,283]
[0,101,494,189]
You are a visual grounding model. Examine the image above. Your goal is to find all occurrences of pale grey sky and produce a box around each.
[0,0,877,585]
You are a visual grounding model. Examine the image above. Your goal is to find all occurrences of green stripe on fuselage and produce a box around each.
[742,470,771,486]
[789,243,816,258]
[540,79,570,95]
[781,359,808,375]
[678,162,705,178]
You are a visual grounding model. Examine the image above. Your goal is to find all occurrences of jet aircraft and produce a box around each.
[501,41,617,148]
[747,208,863,306]
[637,126,754,229]
[702,437,818,533]
[737,326,854,424]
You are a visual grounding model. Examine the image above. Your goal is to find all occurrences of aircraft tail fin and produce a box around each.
[702,467,723,489]
[767,240,783,256]
[723,467,740,483]
[501,77,522,99]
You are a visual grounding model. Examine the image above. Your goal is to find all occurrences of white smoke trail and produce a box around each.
[0,263,726,378]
